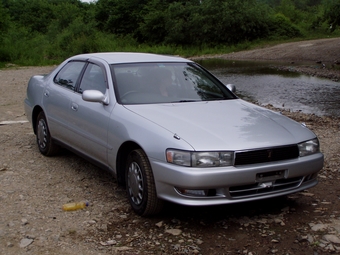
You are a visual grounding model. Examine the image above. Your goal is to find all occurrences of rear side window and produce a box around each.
[54,61,86,91]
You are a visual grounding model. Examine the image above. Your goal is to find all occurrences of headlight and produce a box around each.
[298,138,320,157]
[166,150,191,166]
[166,149,234,167]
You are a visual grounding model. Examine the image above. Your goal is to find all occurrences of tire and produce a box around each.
[36,111,59,156]
[125,149,163,216]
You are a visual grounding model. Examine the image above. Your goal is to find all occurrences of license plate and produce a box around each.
[256,170,285,182]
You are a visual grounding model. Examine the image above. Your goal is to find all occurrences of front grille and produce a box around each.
[234,145,299,166]
[229,176,303,198]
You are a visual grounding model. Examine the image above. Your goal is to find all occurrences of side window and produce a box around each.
[79,63,107,94]
[54,61,86,91]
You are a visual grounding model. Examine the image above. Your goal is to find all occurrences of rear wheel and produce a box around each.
[125,149,163,216]
[36,111,59,156]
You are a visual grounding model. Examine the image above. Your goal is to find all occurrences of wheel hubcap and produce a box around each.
[37,119,47,149]
[127,162,144,205]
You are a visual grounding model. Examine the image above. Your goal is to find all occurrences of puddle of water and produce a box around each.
[198,59,340,117]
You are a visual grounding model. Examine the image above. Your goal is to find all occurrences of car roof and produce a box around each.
[72,52,192,64]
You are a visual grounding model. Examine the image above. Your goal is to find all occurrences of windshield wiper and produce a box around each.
[172,100,200,103]
[205,97,227,101]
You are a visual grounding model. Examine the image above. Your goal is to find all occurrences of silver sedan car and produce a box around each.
[24,52,324,216]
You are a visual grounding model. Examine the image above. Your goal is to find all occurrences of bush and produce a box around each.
[269,13,302,38]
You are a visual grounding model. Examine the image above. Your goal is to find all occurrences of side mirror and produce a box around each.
[82,90,109,105]
[226,84,236,93]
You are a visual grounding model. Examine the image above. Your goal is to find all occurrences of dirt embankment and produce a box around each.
[0,39,340,255]
[195,37,340,82]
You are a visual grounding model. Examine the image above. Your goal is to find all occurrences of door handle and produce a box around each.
[44,91,49,97]
[71,103,78,111]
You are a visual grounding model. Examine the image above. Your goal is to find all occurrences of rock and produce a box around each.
[19,238,34,248]
[100,239,117,246]
[331,219,340,234]
[307,234,314,244]
[298,236,309,242]
[301,192,314,197]
[52,235,60,242]
[165,229,182,236]
[21,218,28,225]
[323,235,340,244]
[156,221,163,228]
[274,218,285,226]
[257,219,267,224]
[196,239,203,245]
[98,224,107,231]
[319,243,326,248]
[112,244,131,252]
[311,223,328,231]
[326,243,335,251]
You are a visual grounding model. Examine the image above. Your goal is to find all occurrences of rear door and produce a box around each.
[44,61,86,144]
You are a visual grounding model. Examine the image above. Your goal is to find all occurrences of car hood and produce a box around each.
[124,99,316,151]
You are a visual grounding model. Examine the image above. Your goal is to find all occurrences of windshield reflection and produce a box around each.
[112,62,236,104]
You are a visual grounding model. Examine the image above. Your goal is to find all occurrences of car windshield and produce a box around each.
[111,62,236,104]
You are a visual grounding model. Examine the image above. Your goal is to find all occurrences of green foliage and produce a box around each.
[0,2,10,35]
[217,0,272,44]
[95,0,147,35]
[45,17,99,60]
[0,24,49,65]
[4,0,54,33]
[276,0,301,22]
[163,1,201,45]
[269,13,302,38]
[136,0,169,43]
[323,0,340,31]
[138,0,272,46]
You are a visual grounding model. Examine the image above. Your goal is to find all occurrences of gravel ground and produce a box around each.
[1,39,340,255]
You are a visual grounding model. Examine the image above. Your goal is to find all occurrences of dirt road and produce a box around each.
[221,38,340,63]
[1,39,340,254]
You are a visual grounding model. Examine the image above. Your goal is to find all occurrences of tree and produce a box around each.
[0,2,11,61]
[0,2,10,36]
[95,0,147,35]
[324,0,340,31]
[136,0,168,43]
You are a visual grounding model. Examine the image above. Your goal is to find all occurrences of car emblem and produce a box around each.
[267,150,273,159]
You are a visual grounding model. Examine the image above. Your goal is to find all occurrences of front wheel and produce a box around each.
[125,149,163,216]
[36,111,59,156]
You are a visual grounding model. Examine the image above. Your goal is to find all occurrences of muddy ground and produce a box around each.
[1,39,340,255]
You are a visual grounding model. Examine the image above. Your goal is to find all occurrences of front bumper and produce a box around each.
[151,152,324,206]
